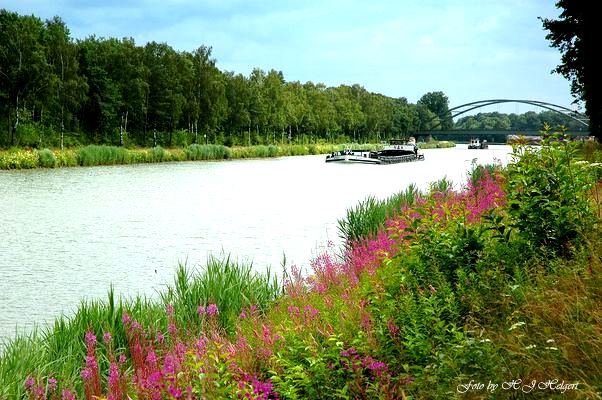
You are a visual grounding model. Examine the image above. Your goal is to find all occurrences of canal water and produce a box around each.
[0,145,513,341]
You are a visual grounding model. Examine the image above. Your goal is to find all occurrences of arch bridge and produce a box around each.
[416,99,590,143]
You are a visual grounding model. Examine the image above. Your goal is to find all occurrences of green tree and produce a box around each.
[283,81,308,144]
[0,11,53,146]
[417,91,453,129]
[541,1,600,140]
[44,16,88,148]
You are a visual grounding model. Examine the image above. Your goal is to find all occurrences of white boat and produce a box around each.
[325,140,424,164]
[325,147,380,164]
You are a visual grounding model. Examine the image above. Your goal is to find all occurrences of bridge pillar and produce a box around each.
[414,133,432,143]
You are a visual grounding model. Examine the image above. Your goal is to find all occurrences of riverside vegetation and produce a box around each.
[0,129,601,399]
[0,141,455,170]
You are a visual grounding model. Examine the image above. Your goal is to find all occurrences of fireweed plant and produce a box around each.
[3,131,601,399]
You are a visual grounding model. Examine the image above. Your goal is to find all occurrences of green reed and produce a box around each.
[161,254,281,334]
[337,184,419,245]
[185,144,232,160]
[77,145,131,166]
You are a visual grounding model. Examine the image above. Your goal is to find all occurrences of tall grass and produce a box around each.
[185,144,232,160]
[337,183,419,244]
[161,255,281,334]
[77,145,130,166]
[0,254,280,398]
[37,148,57,168]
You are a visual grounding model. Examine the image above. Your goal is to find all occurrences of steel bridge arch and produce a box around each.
[429,99,589,130]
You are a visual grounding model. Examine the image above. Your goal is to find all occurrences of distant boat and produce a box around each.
[468,137,488,149]
[324,146,380,164]
[325,139,424,164]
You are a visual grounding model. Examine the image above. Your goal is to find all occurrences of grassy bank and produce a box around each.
[417,140,456,149]
[0,143,376,170]
[1,132,600,399]
[0,141,458,170]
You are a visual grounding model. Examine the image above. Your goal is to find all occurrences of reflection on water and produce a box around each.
[0,145,512,340]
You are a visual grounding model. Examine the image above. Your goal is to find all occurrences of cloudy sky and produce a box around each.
[3,0,576,113]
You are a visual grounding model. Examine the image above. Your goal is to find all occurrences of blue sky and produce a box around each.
[3,0,576,113]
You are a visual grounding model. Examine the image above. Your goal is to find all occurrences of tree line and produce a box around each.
[0,9,585,149]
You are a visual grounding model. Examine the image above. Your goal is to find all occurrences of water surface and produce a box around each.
[0,145,513,340]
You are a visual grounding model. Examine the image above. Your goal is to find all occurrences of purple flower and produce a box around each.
[166,303,175,316]
[48,377,58,391]
[239,309,247,319]
[387,319,400,337]
[206,303,219,316]
[85,355,98,369]
[85,330,97,346]
[287,306,300,318]
[80,368,92,380]
[249,304,258,314]
[168,322,177,335]
[24,376,35,389]
[131,320,142,331]
[146,350,158,364]
[103,331,112,344]
[34,387,45,398]
[108,362,120,387]
[156,331,165,344]
[197,305,206,316]
[304,305,319,319]
[148,371,162,385]
[121,312,131,324]
[118,354,127,364]
[61,389,77,400]
[167,385,182,398]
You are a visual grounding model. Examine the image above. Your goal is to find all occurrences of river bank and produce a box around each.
[0,141,455,170]
[1,135,600,398]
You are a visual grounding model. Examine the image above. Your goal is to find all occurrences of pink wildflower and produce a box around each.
[48,377,57,391]
[130,320,142,331]
[80,368,92,380]
[197,305,206,316]
[304,305,320,319]
[166,303,175,316]
[206,303,219,316]
[85,330,97,346]
[61,389,77,400]
[103,331,112,344]
[24,376,35,389]
[387,319,400,337]
[287,305,300,318]
[146,350,158,364]
[168,385,183,398]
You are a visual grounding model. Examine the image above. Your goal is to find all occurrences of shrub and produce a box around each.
[148,146,167,162]
[36,148,57,168]
[0,149,39,169]
[505,127,595,255]
[185,144,232,160]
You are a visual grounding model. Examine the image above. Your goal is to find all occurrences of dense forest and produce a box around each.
[0,10,583,149]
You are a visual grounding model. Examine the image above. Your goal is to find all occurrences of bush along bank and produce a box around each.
[0,143,373,170]
[2,131,601,399]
